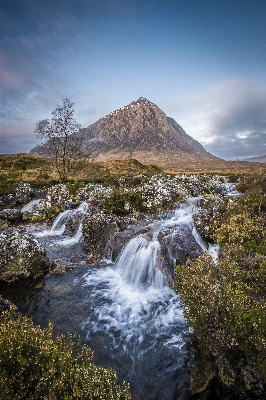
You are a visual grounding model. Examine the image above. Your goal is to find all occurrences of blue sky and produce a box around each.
[1,0,266,159]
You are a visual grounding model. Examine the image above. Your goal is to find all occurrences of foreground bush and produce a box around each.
[0,307,131,400]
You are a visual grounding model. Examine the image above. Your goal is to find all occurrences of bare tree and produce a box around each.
[35,98,84,181]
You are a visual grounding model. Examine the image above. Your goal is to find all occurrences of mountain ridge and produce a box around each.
[241,155,266,164]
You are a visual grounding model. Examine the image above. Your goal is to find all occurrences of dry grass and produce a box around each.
[0,152,264,195]
[93,149,264,174]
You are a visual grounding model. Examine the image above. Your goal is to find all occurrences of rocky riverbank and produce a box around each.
[2,171,264,399]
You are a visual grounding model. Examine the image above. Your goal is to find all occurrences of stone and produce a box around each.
[0,227,50,283]
[158,226,203,278]
[0,183,34,211]
[0,208,22,222]
[82,213,148,261]
[190,357,215,395]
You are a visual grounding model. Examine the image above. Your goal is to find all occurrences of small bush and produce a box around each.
[103,191,145,215]
[0,307,131,400]
[13,155,43,171]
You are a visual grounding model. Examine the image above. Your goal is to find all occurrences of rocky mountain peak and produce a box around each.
[77,97,207,156]
[31,97,214,167]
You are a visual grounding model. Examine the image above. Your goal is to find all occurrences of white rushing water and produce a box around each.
[34,201,88,242]
[115,234,166,290]
[79,204,199,398]
[81,199,219,359]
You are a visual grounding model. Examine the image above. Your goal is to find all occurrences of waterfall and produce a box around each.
[34,201,88,239]
[29,197,223,399]
[55,223,83,246]
[115,234,166,290]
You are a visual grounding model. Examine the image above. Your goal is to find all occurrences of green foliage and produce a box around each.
[13,155,45,171]
[0,307,131,400]
[0,173,17,194]
[175,172,266,387]
[103,191,145,215]
[176,253,266,378]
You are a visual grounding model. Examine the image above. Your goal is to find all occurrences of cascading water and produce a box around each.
[24,198,220,399]
[115,234,166,290]
[34,201,88,243]
[80,247,190,399]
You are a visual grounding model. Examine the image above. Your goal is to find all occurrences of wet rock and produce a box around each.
[21,199,42,221]
[31,184,72,216]
[83,213,148,260]
[158,226,203,279]
[0,227,50,283]
[64,206,88,236]
[190,354,266,399]
[190,357,215,396]
[107,224,151,262]
[0,295,16,318]
[50,260,67,275]
[0,183,34,211]
[0,208,22,222]
[0,219,10,231]
[83,214,124,260]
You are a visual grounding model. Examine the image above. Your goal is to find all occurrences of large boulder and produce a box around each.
[30,184,72,217]
[82,213,149,261]
[0,227,50,283]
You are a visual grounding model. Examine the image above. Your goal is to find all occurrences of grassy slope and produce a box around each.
[0,153,262,195]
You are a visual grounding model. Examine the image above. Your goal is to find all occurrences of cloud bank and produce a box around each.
[167,80,266,160]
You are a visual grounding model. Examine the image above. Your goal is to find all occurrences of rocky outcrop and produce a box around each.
[0,208,22,222]
[82,213,148,261]
[190,355,265,399]
[82,207,204,283]
[158,226,203,279]
[0,183,33,211]
[0,227,50,283]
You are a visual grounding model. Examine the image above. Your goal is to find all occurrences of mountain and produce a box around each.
[241,155,266,164]
[31,97,224,169]
[78,97,207,155]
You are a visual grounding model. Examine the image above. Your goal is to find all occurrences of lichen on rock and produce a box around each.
[0,227,50,283]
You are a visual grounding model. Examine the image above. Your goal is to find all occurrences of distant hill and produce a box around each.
[241,155,266,164]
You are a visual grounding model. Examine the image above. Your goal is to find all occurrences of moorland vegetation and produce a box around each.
[0,153,266,398]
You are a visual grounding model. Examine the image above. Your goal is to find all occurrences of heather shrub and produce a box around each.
[0,307,131,400]
[175,172,266,387]
[176,253,266,378]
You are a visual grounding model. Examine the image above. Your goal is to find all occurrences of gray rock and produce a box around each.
[0,208,22,222]
[0,227,50,283]
[82,213,148,261]
[0,183,34,211]
[158,226,203,279]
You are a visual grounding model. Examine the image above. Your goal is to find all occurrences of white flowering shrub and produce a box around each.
[76,184,113,201]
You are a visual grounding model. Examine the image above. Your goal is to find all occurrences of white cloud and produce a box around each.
[162,79,266,159]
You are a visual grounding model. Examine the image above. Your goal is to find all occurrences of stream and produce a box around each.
[3,199,219,400]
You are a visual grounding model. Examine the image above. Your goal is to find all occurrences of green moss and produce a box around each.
[103,191,145,215]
